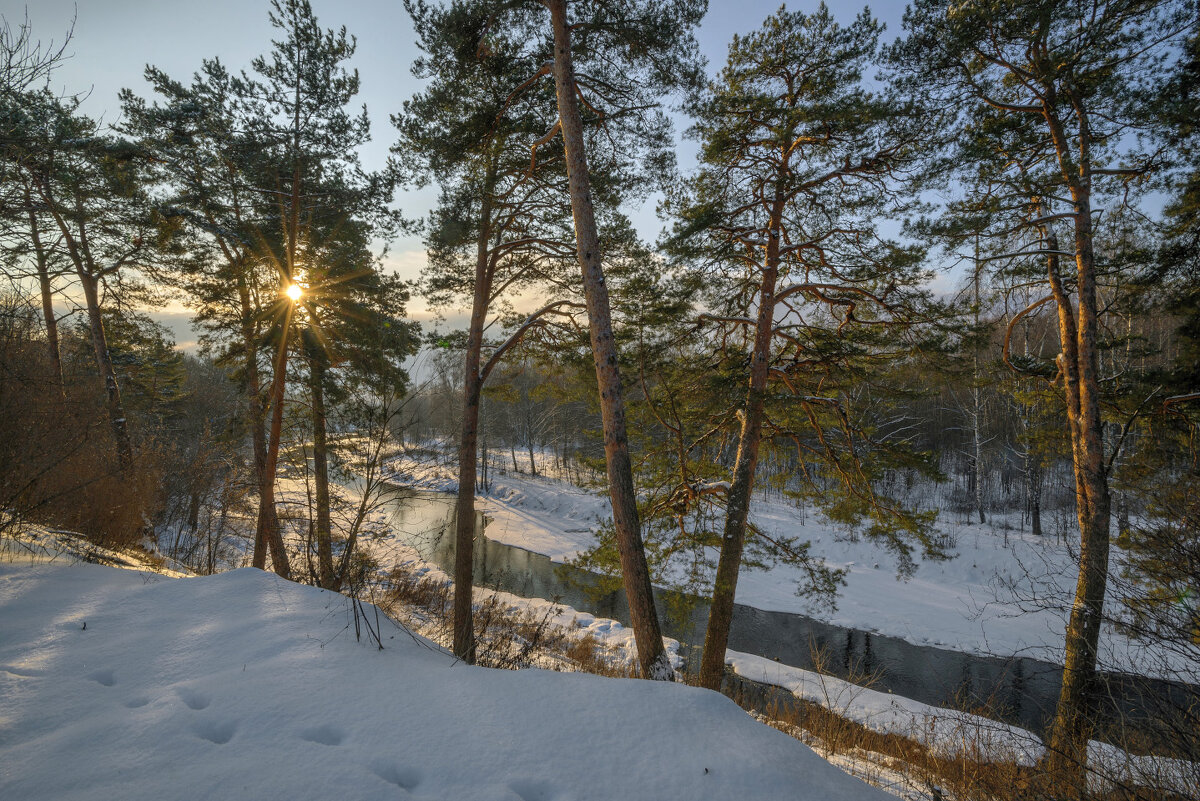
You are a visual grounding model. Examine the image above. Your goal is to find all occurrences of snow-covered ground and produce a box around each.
[0,558,896,801]
[726,652,1196,796]
[387,451,1176,676]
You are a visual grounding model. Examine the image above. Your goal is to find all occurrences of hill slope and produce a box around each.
[0,561,890,800]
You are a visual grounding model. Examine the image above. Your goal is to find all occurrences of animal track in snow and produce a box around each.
[509,778,564,801]
[193,719,237,745]
[299,724,344,746]
[124,696,150,709]
[370,761,421,791]
[177,688,211,710]
[87,668,115,686]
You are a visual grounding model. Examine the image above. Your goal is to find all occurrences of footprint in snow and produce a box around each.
[509,778,566,801]
[124,696,151,709]
[177,688,211,710]
[193,719,237,745]
[299,724,345,746]
[87,668,115,687]
[370,761,421,791]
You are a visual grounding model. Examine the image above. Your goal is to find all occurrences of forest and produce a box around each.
[1,0,1198,798]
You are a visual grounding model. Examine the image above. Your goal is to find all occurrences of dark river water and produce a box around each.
[384,487,1189,754]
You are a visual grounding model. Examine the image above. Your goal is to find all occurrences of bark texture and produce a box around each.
[254,308,294,579]
[78,270,133,470]
[548,0,671,680]
[237,273,275,572]
[1043,208,1112,779]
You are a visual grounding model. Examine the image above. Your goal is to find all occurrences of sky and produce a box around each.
[2,0,913,348]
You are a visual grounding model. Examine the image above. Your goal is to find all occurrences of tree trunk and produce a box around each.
[1029,461,1043,537]
[698,190,784,691]
[524,387,538,476]
[77,270,133,470]
[452,181,495,664]
[1043,210,1112,783]
[25,187,65,395]
[311,356,334,589]
[481,437,489,494]
[547,0,671,680]
[972,265,986,525]
[42,184,133,469]
[1020,324,1043,537]
[237,272,274,571]
[255,311,293,579]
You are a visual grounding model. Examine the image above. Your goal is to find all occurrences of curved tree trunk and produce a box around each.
[1044,205,1112,784]
[1041,214,1113,786]
[1033,77,1114,786]
[24,186,65,396]
[37,180,133,468]
[548,0,671,680]
[78,270,133,470]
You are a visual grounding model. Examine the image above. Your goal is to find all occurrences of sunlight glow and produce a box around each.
[285,284,303,302]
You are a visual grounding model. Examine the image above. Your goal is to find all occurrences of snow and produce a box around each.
[0,560,896,801]
[726,651,1043,763]
[387,451,1178,675]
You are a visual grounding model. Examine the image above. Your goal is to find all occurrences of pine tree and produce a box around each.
[892,0,1192,782]
[398,0,705,678]
[666,5,940,690]
[123,0,398,579]
[9,93,157,471]
[393,0,581,662]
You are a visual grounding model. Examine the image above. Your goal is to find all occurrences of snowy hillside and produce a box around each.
[0,560,893,801]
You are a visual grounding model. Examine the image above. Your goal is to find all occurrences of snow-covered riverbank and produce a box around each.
[386,451,1174,677]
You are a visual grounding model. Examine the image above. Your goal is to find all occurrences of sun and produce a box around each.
[285,283,303,302]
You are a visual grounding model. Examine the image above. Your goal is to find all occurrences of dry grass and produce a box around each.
[378,563,637,678]
[373,562,1193,801]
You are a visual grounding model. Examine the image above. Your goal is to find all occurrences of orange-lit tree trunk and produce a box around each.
[310,354,334,588]
[254,307,293,578]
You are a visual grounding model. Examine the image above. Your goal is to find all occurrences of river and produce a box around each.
[383,486,1189,755]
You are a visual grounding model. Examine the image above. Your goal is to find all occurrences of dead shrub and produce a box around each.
[378,562,637,677]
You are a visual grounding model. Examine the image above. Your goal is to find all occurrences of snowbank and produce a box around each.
[0,561,892,800]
